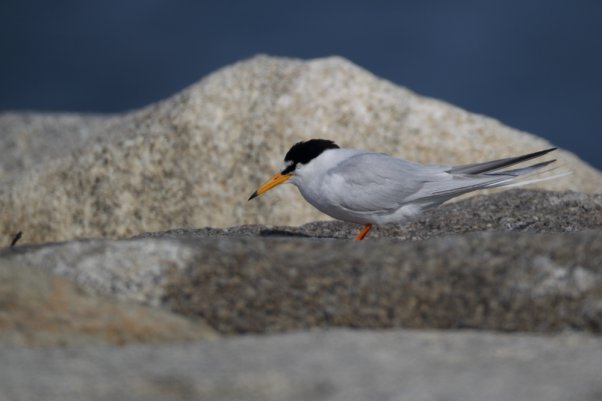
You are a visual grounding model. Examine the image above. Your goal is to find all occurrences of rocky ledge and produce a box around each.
[2,56,602,401]
[1,189,602,400]
[3,190,600,334]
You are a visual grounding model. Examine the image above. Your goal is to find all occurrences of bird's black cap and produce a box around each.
[281,139,340,174]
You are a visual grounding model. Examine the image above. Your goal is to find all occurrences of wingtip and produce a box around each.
[526,147,558,159]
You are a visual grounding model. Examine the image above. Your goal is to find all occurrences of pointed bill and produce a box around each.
[248,172,291,200]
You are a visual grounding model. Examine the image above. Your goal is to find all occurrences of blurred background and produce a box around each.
[1,0,600,169]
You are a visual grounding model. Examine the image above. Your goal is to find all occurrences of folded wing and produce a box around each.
[323,149,560,214]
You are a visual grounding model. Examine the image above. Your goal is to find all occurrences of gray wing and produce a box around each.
[321,151,554,214]
[322,153,451,213]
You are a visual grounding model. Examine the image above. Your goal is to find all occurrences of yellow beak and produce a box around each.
[248,172,291,200]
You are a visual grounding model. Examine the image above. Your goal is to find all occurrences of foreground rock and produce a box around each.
[0,189,600,399]
[1,56,601,245]
[2,329,602,401]
[163,232,602,334]
[0,261,216,347]
[3,191,601,335]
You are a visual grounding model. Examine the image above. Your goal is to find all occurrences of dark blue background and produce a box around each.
[1,1,601,169]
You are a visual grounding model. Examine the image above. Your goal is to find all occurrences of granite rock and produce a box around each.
[1,56,601,244]
[0,190,601,399]
[0,113,118,182]
[0,260,217,347]
[3,219,601,335]
[164,231,602,334]
[1,329,602,401]
[137,189,602,240]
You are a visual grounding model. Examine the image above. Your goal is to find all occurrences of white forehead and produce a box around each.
[280,160,293,172]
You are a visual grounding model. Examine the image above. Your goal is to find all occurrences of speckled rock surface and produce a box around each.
[2,238,198,307]
[166,231,602,334]
[1,189,601,400]
[137,189,602,240]
[2,329,602,401]
[0,113,118,182]
[4,221,601,335]
[0,261,217,347]
[1,56,601,245]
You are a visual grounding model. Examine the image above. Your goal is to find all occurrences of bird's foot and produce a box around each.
[355,224,373,240]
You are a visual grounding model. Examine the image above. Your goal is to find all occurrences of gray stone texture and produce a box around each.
[3,191,601,336]
[0,260,217,347]
[1,56,601,245]
[1,329,602,401]
[2,56,602,401]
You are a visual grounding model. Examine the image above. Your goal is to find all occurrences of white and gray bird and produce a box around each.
[249,139,565,240]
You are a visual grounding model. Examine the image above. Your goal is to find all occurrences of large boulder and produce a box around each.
[1,189,601,400]
[0,260,217,347]
[1,56,601,244]
[3,191,601,335]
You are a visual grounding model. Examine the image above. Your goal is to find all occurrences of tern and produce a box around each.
[249,139,563,240]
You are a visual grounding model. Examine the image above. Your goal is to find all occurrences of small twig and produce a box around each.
[10,231,22,248]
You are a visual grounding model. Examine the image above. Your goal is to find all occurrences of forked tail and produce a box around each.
[431,148,570,198]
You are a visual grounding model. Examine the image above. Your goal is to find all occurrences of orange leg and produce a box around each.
[355,224,373,240]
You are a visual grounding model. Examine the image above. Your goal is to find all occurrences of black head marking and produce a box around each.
[281,139,340,174]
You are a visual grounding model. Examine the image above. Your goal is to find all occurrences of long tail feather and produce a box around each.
[486,159,556,177]
[486,171,571,189]
[448,147,557,175]
[431,151,562,197]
